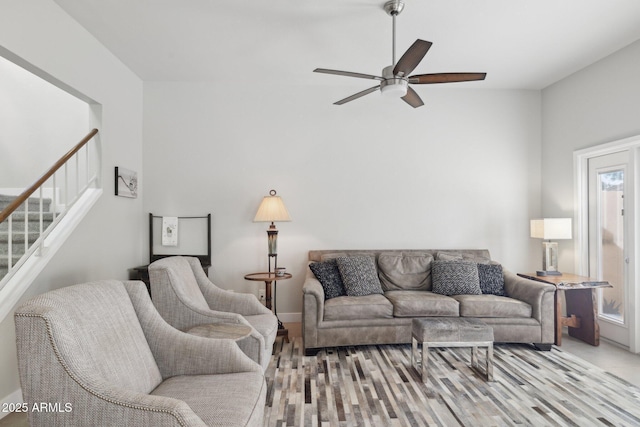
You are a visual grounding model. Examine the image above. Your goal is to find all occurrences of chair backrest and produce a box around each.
[148,256,211,329]
[149,257,210,307]
[15,280,163,396]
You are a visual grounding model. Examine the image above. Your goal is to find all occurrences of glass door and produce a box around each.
[588,151,629,346]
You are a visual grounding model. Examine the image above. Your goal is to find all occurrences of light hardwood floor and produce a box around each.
[1,324,638,426]
[559,332,640,387]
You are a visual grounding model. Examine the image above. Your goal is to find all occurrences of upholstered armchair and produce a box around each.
[148,256,277,370]
[14,280,266,427]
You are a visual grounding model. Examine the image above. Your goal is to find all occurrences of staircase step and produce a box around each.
[0,214,55,232]
[0,231,43,244]
[2,211,55,221]
[0,194,52,212]
[0,254,23,269]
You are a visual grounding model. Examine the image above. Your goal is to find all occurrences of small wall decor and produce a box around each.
[162,216,178,246]
[115,166,138,198]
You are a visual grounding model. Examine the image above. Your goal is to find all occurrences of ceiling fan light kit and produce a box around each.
[314,0,486,108]
[380,65,408,97]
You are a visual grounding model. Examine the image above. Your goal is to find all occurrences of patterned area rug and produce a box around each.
[264,338,640,426]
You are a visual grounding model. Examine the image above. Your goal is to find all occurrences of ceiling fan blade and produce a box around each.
[334,86,380,105]
[408,72,487,84]
[314,68,384,81]
[401,87,424,108]
[393,40,432,77]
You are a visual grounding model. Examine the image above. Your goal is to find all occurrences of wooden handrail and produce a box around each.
[0,128,99,223]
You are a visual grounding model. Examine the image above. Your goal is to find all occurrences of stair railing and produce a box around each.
[0,129,99,288]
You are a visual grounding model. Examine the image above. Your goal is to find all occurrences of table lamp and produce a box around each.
[530,218,572,276]
[253,189,291,272]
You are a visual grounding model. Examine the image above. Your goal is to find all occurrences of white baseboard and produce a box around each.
[0,389,23,420]
[278,312,301,323]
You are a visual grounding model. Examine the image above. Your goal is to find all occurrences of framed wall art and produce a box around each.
[115,166,138,198]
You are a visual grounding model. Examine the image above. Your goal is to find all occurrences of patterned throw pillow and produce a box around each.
[336,256,383,297]
[309,259,346,300]
[477,263,506,296]
[431,260,482,296]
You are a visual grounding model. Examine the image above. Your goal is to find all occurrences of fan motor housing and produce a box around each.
[380,65,408,97]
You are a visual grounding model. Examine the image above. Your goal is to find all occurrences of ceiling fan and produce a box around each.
[314,0,486,108]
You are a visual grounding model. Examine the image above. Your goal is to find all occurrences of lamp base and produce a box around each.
[536,270,563,277]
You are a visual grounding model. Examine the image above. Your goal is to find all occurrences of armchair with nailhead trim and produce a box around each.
[14,280,265,427]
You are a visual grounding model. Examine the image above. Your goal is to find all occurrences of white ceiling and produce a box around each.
[53,0,640,89]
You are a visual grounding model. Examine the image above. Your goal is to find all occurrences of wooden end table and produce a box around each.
[244,272,292,342]
[518,273,611,346]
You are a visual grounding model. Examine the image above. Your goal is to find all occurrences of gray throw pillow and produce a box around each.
[477,263,506,296]
[309,259,346,300]
[431,260,481,296]
[336,256,383,296]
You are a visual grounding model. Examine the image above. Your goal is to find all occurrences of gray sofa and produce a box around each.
[302,249,556,355]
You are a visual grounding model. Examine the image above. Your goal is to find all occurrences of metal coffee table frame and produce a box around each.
[411,318,494,384]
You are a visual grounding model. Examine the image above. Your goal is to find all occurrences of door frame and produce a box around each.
[574,134,640,353]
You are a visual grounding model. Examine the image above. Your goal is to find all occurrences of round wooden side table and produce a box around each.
[244,271,292,342]
[187,323,252,341]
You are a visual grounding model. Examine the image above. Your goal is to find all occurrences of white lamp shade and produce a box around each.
[254,194,291,223]
[530,218,572,240]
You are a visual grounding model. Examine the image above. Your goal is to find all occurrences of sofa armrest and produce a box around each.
[503,270,556,343]
[302,268,325,351]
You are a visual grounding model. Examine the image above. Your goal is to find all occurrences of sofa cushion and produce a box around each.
[319,252,375,261]
[435,252,463,261]
[336,256,383,296]
[385,290,459,317]
[431,260,482,296]
[453,294,532,318]
[309,259,346,300]
[324,294,393,321]
[378,252,434,291]
[436,251,492,264]
[477,263,506,296]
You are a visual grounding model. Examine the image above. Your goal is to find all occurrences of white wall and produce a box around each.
[144,82,542,316]
[0,0,144,405]
[0,56,89,187]
[541,39,640,272]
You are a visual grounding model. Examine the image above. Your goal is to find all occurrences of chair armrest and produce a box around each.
[72,384,210,426]
[302,268,325,350]
[124,281,263,378]
[188,257,272,316]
